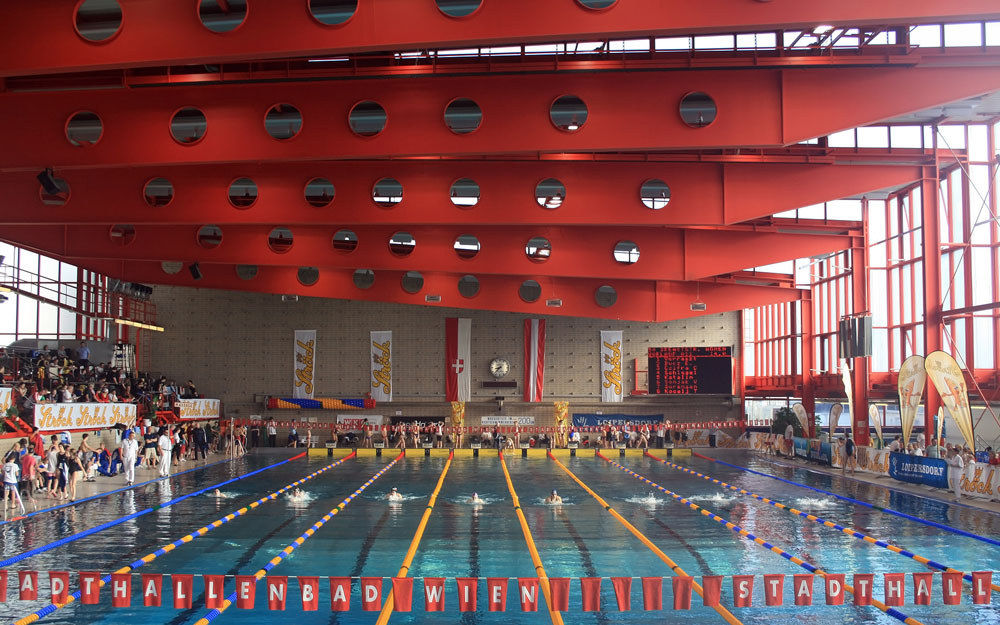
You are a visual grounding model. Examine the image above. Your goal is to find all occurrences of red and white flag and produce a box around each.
[524,319,545,402]
[445,318,471,401]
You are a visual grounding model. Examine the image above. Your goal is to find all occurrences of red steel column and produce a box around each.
[850,203,871,446]
[921,158,943,444]
[799,292,816,437]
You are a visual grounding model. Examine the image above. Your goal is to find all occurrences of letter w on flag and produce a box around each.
[446,318,472,401]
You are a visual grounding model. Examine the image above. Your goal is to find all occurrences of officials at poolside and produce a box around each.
[157,428,172,477]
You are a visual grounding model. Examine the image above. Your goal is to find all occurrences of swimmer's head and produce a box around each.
[551,490,557,496]
[391,487,398,492]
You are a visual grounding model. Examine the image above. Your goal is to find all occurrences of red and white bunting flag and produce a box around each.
[912,572,933,606]
[391,578,413,612]
[611,577,631,611]
[972,571,993,604]
[142,574,163,607]
[204,574,224,609]
[732,575,754,607]
[883,573,904,606]
[793,574,814,606]
[172,574,193,609]
[580,577,601,612]
[0,570,7,603]
[825,574,845,605]
[456,577,478,612]
[524,319,545,402]
[235,576,256,610]
[267,576,288,611]
[329,577,351,611]
[487,578,508,612]
[445,318,471,401]
[517,578,538,611]
[111,573,132,608]
[550,578,570,612]
[642,577,662,610]
[853,574,874,606]
[763,574,784,606]
[672,576,692,610]
[49,571,69,604]
[941,571,963,605]
[19,571,38,601]
[702,575,722,607]
[423,578,445,611]
[361,577,382,611]
[299,577,319,611]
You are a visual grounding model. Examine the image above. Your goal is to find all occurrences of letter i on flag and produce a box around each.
[445,318,472,402]
[524,319,545,402]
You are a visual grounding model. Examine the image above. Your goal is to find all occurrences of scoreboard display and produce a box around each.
[648,346,733,395]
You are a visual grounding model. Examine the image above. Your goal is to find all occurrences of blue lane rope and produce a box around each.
[692,452,1000,548]
[0,456,234,526]
[0,452,306,568]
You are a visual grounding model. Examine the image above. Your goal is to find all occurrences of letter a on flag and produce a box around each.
[445,318,472,401]
[142,574,163,607]
[329,577,351,611]
[19,571,38,601]
[912,572,933,606]
[793,574,814,606]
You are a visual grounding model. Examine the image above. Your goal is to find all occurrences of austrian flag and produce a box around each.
[445,318,472,401]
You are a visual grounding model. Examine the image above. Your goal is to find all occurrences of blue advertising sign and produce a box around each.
[888,452,950,489]
[571,414,664,427]
[793,437,810,459]
[808,440,832,465]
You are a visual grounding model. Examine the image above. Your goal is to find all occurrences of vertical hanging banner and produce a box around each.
[600,330,624,402]
[868,405,884,447]
[293,330,317,399]
[925,351,976,451]
[524,319,545,402]
[370,331,392,402]
[897,355,926,444]
[829,404,843,439]
[840,359,855,442]
[445,318,471,402]
[791,403,810,435]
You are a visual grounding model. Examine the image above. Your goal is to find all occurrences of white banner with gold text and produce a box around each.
[0,387,11,415]
[293,330,316,399]
[370,331,392,402]
[177,398,221,420]
[600,330,624,402]
[34,403,136,433]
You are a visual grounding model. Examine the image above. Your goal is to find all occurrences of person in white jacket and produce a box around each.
[121,430,140,486]
[157,428,172,477]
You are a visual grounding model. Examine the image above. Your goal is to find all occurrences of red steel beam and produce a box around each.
[2,67,999,170]
[0,225,854,283]
[1,1,998,77]
[0,160,922,227]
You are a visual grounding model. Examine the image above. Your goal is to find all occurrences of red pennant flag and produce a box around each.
[580,577,601,612]
[763,574,784,606]
[111,573,132,608]
[423,578,445,612]
[142,574,163,607]
[611,577,631,611]
[517,578,538,612]
[702,575,722,607]
[824,574,845,605]
[550,578,570,612]
[268,576,288,611]
[49,571,69,604]
[487,578,508,612]
[0,570,7,603]
[235,576,256,610]
[972,572,993,605]
[732,575,754,607]
[641,577,662,610]
[19,571,38,601]
[173,574,193,609]
[672,576,692,610]
[793,574,814,606]
[941,571,963,605]
[391,578,413,612]
[329,577,351,611]
[456,577,478,612]
[204,574,225,609]
[883,573,904,606]
[911,572,932,606]
[298,576,319,611]
[361,577,382,611]
[853,574,874,606]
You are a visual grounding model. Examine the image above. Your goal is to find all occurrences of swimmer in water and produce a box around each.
[288,488,307,502]
[545,489,563,504]
[469,492,483,504]
[388,487,403,502]
[213,489,223,498]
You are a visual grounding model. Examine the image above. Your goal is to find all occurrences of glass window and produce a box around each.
[910,24,942,48]
[973,317,995,368]
[972,247,993,305]
[890,125,922,148]
[944,23,983,47]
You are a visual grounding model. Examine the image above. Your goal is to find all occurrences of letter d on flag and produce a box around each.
[825,573,844,605]
[49,571,69,604]
[361,577,382,611]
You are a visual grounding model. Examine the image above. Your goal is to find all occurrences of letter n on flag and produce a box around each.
[445,318,471,402]
[524,319,545,402]
[424,578,445,611]
[518,578,539,611]
[268,576,288,611]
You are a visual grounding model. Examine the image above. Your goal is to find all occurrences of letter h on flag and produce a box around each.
[524,319,545,402]
[445,318,472,402]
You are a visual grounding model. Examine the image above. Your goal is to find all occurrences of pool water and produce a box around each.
[1,451,998,625]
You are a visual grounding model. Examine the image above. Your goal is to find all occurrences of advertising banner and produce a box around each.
[336,414,384,429]
[807,440,832,465]
[293,330,316,399]
[572,413,662,427]
[34,403,136,433]
[924,351,975,451]
[792,403,810,436]
[176,399,221,420]
[481,416,536,426]
[370,331,392,402]
[887,452,949,489]
[868,405,884,447]
[829,404,843,440]
[855,446,890,476]
[792,437,810,459]
[600,331,624,403]
[0,387,11,414]
[959,462,1000,500]
[840,359,855,442]
[897,355,926,445]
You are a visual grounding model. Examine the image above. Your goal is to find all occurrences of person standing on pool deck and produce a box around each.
[948,447,965,501]
[3,454,20,511]
[142,427,159,468]
[843,435,857,475]
[121,430,139,486]
[157,427,172,477]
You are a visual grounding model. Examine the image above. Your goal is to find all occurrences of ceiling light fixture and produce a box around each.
[114,318,164,332]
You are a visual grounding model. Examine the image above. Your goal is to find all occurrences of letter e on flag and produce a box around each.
[236,576,256,610]
[486,578,508,612]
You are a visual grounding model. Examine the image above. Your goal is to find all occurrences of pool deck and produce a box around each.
[306,446,693,459]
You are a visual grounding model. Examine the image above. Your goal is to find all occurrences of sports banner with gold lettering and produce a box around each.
[868,405,884,447]
[600,331,624,402]
[897,355,926,446]
[0,387,11,415]
[924,350,976,451]
[177,399,221,420]
[293,330,316,399]
[34,403,137,433]
[370,331,392,402]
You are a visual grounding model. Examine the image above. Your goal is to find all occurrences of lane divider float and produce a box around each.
[598,452,926,625]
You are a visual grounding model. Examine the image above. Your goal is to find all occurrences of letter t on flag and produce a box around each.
[524,319,545,402]
[445,318,471,402]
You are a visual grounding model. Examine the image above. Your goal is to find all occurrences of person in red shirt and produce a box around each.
[20,452,37,511]
[30,430,45,458]
[95,388,111,403]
